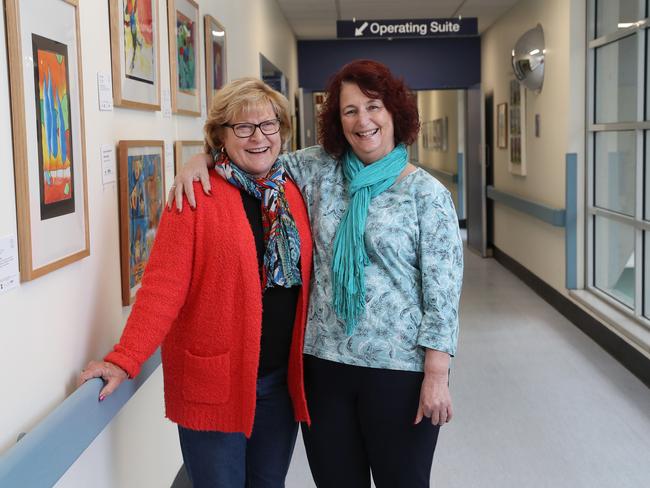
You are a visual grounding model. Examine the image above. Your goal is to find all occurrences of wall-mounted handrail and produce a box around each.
[426,167,458,184]
[415,164,459,184]
[0,349,162,487]
[487,185,566,227]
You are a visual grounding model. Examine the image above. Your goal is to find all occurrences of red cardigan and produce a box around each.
[105,174,313,436]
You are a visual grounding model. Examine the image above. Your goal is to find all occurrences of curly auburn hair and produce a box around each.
[318,59,419,158]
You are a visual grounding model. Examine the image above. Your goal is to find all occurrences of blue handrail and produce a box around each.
[421,166,459,184]
[0,349,162,487]
[487,185,566,227]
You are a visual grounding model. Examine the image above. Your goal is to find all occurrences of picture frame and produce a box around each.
[117,140,165,305]
[174,140,205,175]
[508,79,527,176]
[204,14,226,112]
[420,121,431,149]
[167,0,201,116]
[5,0,90,281]
[497,102,508,149]
[432,117,448,152]
[109,0,161,110]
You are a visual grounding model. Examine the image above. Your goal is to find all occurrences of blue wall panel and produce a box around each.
[298,37,481,91]
[565,153,578,289]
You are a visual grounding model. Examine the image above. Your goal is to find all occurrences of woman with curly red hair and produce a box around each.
[171,60,463,487]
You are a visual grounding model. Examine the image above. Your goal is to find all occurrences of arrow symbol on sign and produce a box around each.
[355,22,368,36]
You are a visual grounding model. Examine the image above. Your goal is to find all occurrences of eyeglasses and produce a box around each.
[223,118,281,138]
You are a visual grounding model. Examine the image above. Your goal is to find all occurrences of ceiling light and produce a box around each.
[212,30,225,37]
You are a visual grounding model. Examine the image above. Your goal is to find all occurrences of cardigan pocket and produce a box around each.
[182,350,231,405]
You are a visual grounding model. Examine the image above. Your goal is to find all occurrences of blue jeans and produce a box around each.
[178,368,298,488]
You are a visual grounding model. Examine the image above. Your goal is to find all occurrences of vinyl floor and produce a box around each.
[175,242,650,487]
[285,243,650,488]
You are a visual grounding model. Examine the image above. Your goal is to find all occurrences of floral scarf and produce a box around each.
[212,149,302,290]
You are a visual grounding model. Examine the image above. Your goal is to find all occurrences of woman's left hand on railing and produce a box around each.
[77,361,128,402]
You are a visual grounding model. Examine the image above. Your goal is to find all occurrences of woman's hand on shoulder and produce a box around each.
[77,360,128,401]
[167,152,214,212]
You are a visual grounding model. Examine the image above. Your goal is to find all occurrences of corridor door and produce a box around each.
[465,85,488,256]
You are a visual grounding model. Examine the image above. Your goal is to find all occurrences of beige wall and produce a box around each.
[481,0,585,293]
[0,1,298,486]
[416,90,462,206]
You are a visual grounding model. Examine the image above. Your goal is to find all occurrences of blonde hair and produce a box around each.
[204,77,291,151]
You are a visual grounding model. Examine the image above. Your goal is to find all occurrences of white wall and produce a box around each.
[481,0,585,293]
[0,1,298,486]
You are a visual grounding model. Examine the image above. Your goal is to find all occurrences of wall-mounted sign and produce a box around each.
[337,18,478,39]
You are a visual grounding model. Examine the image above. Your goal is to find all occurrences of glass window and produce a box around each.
[594,216,636,308]
[594,131,636,216]
[595,0,644,38]
[645,131,650,220]
[589,2,649,325]
[646,31,650,121]
[643,232,650,318]
[594,35,638,123]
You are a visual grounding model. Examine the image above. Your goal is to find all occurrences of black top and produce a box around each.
[240,190,300,377]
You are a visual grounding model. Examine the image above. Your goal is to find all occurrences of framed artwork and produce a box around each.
[167,0,201,116]
[109,0,161,110]
[509,79,527,175]
[313,91,325,140]
[174,140,205,175]
[118,141,165,305]
[204,14,226,111]
[420,122,429,149]
[5,0,90,281]
[497,102,508,149]
[432,117,448,152]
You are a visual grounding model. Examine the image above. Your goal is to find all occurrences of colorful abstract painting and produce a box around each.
[123,0,154,84]
[176,10,196,93]
[32,34,75,221]
[127,153,162,289]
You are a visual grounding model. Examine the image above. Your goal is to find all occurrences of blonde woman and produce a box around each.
[79,79,313,487]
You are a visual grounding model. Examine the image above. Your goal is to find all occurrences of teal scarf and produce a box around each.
[331,144,408,334]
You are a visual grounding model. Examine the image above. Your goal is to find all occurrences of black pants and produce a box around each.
[301,355,440,488]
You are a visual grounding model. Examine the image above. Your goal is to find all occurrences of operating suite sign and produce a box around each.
[336,18,478,39]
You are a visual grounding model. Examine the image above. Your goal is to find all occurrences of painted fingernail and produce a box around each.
[99,395,105,402]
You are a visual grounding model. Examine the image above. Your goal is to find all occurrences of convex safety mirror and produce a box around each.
[511,24,545,92]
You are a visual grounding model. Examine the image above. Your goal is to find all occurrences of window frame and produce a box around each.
[586,0,650,322]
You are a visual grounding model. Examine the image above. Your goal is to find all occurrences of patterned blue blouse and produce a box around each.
[280,146,463,372]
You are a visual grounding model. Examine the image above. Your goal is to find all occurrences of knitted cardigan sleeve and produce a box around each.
[105,200,196,378]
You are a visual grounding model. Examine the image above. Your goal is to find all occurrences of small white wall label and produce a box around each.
[0,235,19,293]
